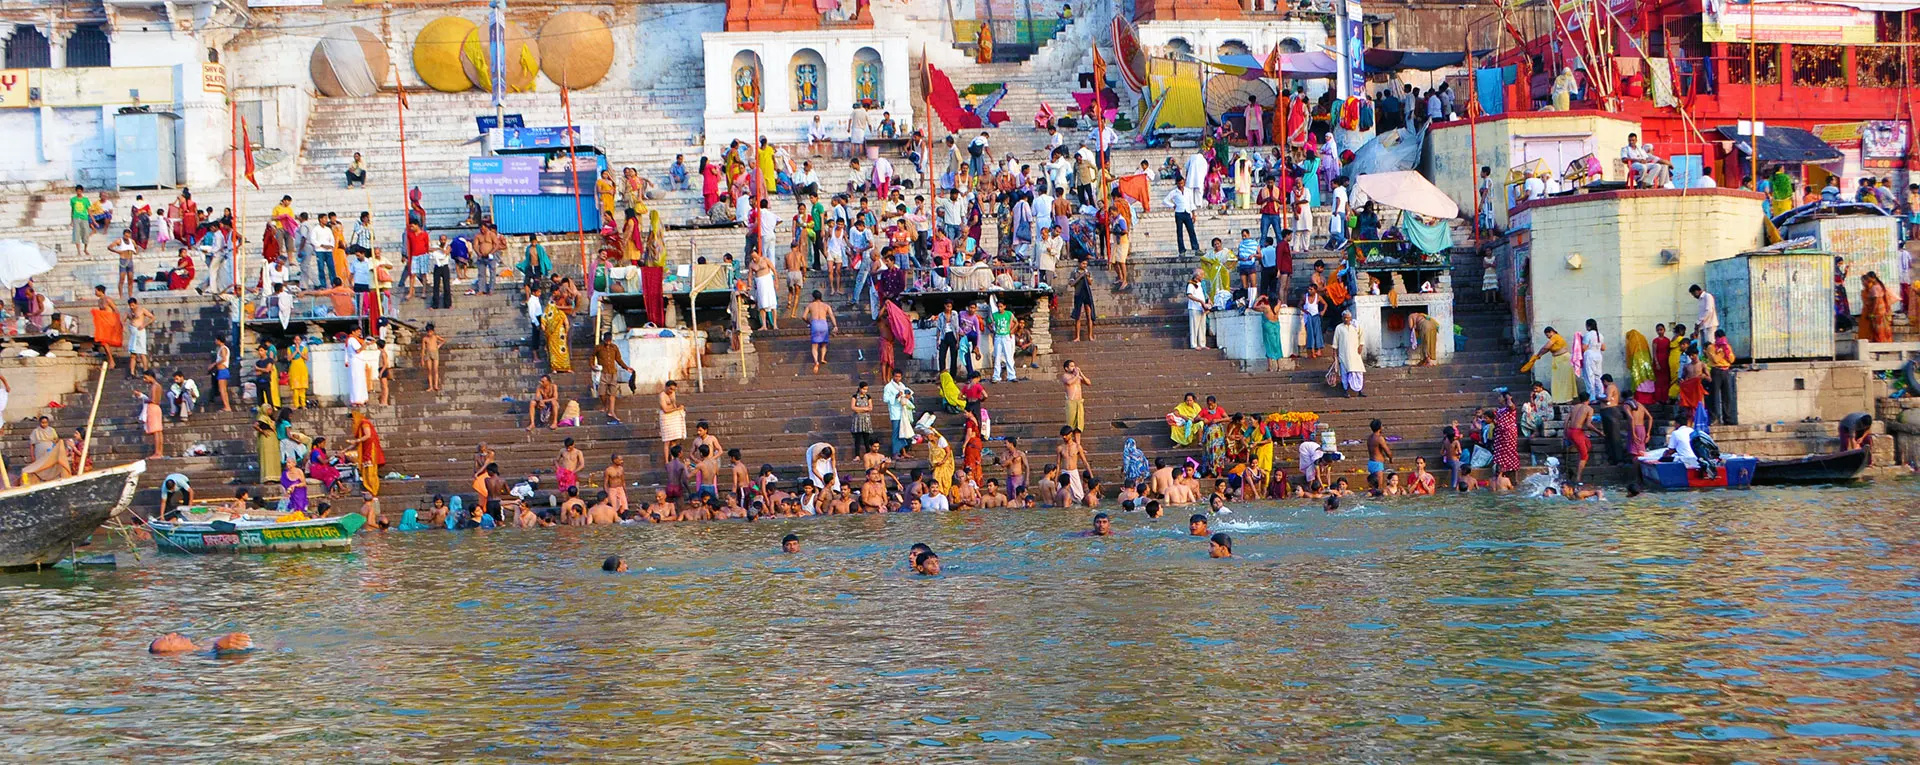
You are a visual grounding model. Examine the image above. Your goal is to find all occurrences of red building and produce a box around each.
[1492,0,1915,187]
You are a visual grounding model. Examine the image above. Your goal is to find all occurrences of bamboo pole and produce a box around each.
[0,450,12,489]
[77,361,108,472]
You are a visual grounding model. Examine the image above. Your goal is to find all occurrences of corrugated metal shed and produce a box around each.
[1781,213,1900,317]
[1705,250,1833,361]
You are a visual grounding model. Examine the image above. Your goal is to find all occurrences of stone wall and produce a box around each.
[0,352,102,423]
[1731,361,1877,426]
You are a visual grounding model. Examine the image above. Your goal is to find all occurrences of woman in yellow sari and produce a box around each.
[255,403,279,484]
[541,302,572,373]
[619,209,644,265]
[595,170,617,218]
[1523,327,1576,403]
[1168,392,1203,446]
[926,427,955,494]
[1249,421,1274,497]
[286,342,310,409]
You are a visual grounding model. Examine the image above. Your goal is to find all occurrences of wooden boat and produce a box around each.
[147,512,365,554]
[0,460,145,571]
[1636,457,1758,490]
[1753,449,1871,486]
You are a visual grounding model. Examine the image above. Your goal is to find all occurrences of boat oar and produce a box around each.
[77,361,108,475]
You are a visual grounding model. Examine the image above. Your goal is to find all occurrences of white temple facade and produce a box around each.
[699,30,914,152]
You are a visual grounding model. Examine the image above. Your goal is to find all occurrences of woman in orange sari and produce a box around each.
[347,411,385,496]
[1859,271,1895,343]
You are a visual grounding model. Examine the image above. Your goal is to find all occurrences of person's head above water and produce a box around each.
[908,543,931,565]
[781,534,800,553]
[1144,499,1163,519]
[1188,514,1209,536]
[602,555,627,573]
[1092,512,1111,536]
[913,550,941,576]
[1209,532,1233,558]
[1324,495,1340,513]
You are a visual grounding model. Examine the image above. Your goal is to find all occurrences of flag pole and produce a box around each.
[395,65,410,337]
[231,97,245,348]
[1093,45,1110,263]
[562,75,587,290]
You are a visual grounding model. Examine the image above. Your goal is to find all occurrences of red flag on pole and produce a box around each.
[396,79,410,110]
[239,115,258,189]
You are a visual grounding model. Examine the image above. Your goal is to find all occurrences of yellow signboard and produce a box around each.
[35,66,175,107]
[0,69,28,108]
[202,62,226,94]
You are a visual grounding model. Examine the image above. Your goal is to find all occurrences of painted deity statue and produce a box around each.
[795,63,820,111]
[855,62,879,107]
[735,63,760,111]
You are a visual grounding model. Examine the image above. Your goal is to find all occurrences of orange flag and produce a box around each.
[1264,46,1283,80]
[1116,172,1151,212]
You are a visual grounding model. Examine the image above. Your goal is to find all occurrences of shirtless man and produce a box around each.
[659,381,685,465]
[604,455,628,515]
[559,487,588,525]
[584,491,621,524]
[691,420,722,465]
[126,298,155,379]
[1365,419,1394,489]
[784,238,807,319]
[859,468,892,512]
[747,248,778,330]
[419,323,446,392]
[693,444,721,500]
[1033,465,1060,507]
[555,438,585,494]
[1055,427,1089,505]
[952,478,981,509]
[1564,394,1598,483]
[1058,360,1091,432]
[527,374,559,431]
[358,490,383,528]
[860,441,893,473]
[1149,457,1175,499]
[1000,436,1028,498]
[980,479,1007,508]
[514,503,551,528]
[802,291,838,373]
[591,333,633,421]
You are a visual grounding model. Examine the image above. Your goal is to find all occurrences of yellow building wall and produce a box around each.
[1527,191,1766,382]
[1427,112,1643,229]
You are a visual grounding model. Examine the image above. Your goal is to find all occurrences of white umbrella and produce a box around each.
[0,240,57,289]
[1353,170,1459,220]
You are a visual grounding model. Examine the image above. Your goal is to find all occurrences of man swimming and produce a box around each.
[1143,499,1163,519]
[1188,513,1209,537]
[913,550,942,576]
[782,533,801,553]
[1208,532,1233,558]
[1089,512,1112,536]
[1324,495,1340,514]
[907,542,931,567]
[602,555,628,572]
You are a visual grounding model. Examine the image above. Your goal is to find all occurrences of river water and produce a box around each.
[3,482,1918,761]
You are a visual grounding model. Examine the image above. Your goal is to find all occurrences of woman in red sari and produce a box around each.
[167,249,196,290]
[699,156,722,213]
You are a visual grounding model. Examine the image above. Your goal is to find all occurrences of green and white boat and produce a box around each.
[147,512,365,554]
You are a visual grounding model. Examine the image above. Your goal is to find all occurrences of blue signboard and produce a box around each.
[500,126,585,151]
[468,156,543,196]
[476,114,525,133]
